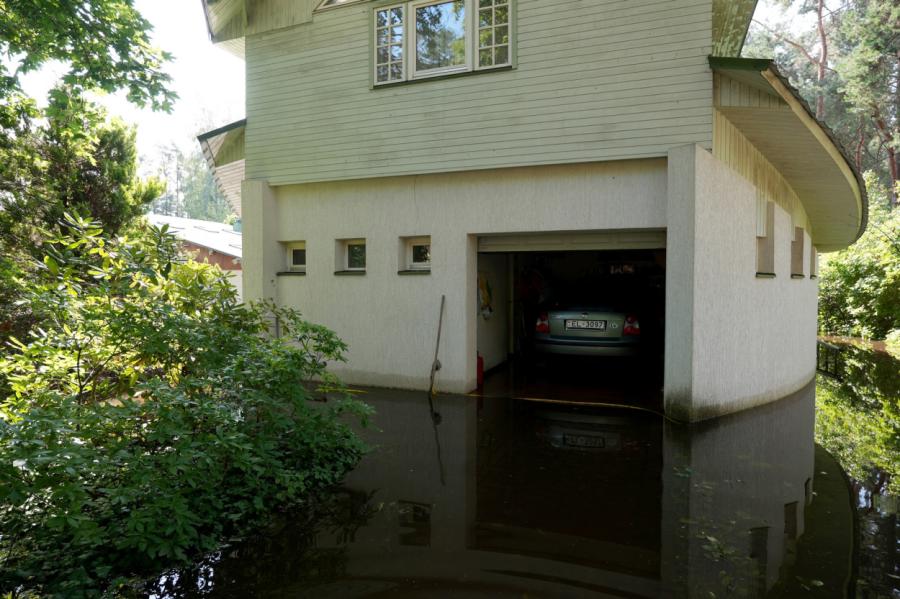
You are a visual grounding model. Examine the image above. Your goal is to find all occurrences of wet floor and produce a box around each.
[145,364,900,598]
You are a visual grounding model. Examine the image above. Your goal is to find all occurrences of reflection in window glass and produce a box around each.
[347,243,366,270]
[317,0,365,9]
[415,1,466,72]
[375,7,405,84]
[477,0,510,68]
[291,248,306,268]
[412,244,431,266]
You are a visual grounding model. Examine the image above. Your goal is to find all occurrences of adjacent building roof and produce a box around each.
[710,56,867,252]
[198,119,246,217]
[148,214,243,259]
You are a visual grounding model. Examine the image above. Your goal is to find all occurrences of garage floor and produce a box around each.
[478,355,664,413]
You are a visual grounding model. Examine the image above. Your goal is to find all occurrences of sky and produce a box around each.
[16,0,806,171]
[19,0,245,167]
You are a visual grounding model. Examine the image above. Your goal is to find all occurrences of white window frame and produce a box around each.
[373,0,512,86]
[409,0,471,80]
[406,236,431,270]
[286,241,307,272]
[373,3,407,85]
[344,238,367,271]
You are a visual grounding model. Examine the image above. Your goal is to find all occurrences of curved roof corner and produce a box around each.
[709,56,867,252]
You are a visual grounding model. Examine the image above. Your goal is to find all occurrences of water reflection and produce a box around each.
[815,341,899,598]
[147,381,865,598]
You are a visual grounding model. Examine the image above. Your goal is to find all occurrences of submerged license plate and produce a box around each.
[565,319,607,331]
[564,434,606,449]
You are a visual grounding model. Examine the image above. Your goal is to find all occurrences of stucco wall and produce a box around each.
[245,159,667,393]
[665,145,818,421]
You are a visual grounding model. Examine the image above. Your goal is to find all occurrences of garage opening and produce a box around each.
[475,231,665,411]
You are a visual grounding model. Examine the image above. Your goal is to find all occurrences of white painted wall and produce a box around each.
[665,145,818,421]
[248,159,668,393]
[476,253,510,372]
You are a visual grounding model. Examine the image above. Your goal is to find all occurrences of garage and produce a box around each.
[475,230,666,410]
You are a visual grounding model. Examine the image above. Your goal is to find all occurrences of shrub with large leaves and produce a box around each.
[0,215,369,597]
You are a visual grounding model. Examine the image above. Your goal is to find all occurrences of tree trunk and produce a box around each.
[815,0,828,120]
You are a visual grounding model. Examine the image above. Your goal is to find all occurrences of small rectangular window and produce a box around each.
[756,201,775,277]
[791,227,805,278]
[404,236,431,270]
[286,242,306,272]
[346,239,366,270]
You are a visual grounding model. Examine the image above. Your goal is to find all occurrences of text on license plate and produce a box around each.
[565,319,607,330]
[564,434,606,448]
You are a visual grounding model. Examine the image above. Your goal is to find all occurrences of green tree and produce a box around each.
[745,1,899,202]
[0,0,175,110]
[0,216,369,596]
[818,174,900,338]
[150,144,233,223]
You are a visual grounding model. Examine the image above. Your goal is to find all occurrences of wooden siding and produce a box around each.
[245,0,714,185]
[713,109,810,236]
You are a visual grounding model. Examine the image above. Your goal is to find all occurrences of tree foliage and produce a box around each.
[745,0,899,202]
[818,174,900,339]
[0,215,369,596]
[149,144,234,223]
[0,0,175,110]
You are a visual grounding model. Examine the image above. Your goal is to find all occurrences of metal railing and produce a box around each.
[816,340,844,380]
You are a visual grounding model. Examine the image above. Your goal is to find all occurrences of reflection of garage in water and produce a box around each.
[475,231,666,410]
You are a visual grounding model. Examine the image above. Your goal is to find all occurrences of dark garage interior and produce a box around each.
[476,247,665,411]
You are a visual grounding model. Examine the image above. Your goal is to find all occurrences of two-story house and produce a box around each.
[199,0,866,422]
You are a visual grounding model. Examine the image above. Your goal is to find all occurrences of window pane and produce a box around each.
[416,1,466,71]
[494,4,508,24]
[494,44,508,65]
[377,46,389,64]
[412,244,431,264]
[376,9,389,27]
[376,65,389,82]
[479,8,492,27]
[479,28,492,47]
[348,244,366,269]
[479,48,492,67]
[292,249,306,266]
[495,25,508,44]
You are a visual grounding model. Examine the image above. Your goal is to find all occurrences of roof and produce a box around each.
[148,214,242,259]
[712,0,758,56]
[197,119,246,217]
[709,56,867,252]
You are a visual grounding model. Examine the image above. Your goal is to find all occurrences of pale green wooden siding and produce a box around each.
[245,0,714,185]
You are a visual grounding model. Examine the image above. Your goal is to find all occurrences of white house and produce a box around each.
[199,0,866,421]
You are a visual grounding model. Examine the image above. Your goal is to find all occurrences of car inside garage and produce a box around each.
[476,232,665,410]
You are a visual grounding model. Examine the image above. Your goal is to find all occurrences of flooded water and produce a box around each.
[146,347,899,598]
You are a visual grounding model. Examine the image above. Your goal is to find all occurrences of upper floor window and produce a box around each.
[374,0,512,85]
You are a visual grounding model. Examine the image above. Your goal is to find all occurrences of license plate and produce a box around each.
[564,434,606,448]
[565,319,607,331]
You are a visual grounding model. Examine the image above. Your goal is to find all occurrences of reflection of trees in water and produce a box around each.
[815,343,898,598]
[144,490,375,597]
[816,343,899,496]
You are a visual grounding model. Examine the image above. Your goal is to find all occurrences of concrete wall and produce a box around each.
[476,253,510,372]
[665,145,818,421]
[243,159,667,393]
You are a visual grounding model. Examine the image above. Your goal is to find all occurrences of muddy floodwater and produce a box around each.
[148,346,899,598]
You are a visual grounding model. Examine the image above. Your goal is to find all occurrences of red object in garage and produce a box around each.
[477,353,484,388]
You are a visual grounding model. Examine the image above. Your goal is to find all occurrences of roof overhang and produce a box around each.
[200,0,246,58]
[709,56,867,252]
[198,119,246,217]
[712,0,758,56]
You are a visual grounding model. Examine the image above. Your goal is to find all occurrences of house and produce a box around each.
[147,214,244,300]
[199,0,866,422]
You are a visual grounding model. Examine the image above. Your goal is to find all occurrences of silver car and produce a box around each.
[534,305,641,356]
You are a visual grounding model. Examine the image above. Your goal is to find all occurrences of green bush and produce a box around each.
[818,174,900,340]
[0,215,370,597]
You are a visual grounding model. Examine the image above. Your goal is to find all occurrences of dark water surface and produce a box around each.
[147,349,900,598]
